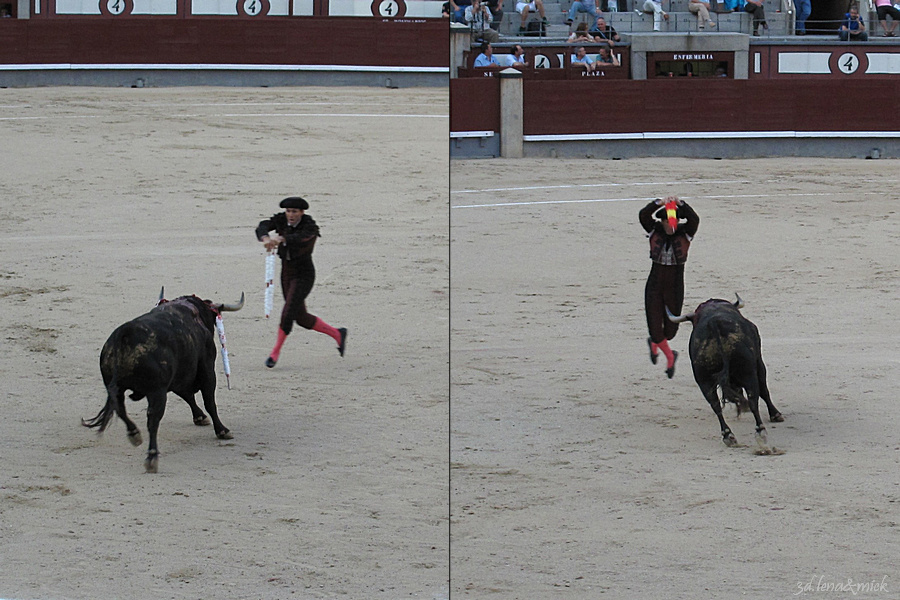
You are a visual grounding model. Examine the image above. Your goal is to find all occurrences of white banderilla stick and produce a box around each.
[264,252,276,319]
[215,314,232,390]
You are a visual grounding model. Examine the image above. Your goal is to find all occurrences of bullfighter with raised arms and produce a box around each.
[639,196,699,378]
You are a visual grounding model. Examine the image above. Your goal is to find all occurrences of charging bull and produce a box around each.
[667,294,783,449]
[83,289,244,472]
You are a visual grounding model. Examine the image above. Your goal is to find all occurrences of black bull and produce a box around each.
[668,295,784,447]
[83,292,243,472]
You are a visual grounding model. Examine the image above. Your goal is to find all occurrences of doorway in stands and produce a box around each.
[649,52,735,78]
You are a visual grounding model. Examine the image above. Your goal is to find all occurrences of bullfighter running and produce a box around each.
[256,196,347,368]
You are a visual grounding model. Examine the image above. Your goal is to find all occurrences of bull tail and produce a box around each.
[82,382,119,432]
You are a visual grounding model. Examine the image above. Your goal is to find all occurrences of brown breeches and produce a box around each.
[279,262,317,334]
[644,262,685,344]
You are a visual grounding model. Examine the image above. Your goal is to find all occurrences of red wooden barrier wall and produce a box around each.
[0,18,447,67]
[450,77,500,133]
[449,79,900,135]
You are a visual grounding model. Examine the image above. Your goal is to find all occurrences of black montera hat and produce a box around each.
[280,196,309,210]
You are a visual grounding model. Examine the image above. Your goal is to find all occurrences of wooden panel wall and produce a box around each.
[520,79,900,135]
[0,18,447,67]
[450,77,500,133]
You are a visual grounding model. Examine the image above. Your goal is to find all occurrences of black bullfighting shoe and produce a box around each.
[265,356,277,368]
[647,337,658,365]
[666,351,678,379]
[338,328,348,357]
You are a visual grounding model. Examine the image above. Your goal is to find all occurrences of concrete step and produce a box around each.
[495,2,791,37]
[609,10,789,34]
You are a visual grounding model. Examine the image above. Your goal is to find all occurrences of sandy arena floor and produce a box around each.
[0,87,449,599]
[451,158,900,599]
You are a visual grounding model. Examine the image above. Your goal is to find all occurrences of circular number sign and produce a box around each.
[372,0,407,17]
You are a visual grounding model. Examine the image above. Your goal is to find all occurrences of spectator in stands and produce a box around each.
[449,0,463,22]
[503,44,530,68]
[442,1,451,17]
[794,0,811,34]
[595,46,621,66]
[516,0,549,34]
[743,0,767,35]
[473,42,501,66]
[484,0,503,30]
[874,0,900,36]
[568,22,595,42]
[590,15,621,46]
[571,46,595,73]
[840,4,868,40]
[637,0,670,32]
[724,0,745,11]
[466,0,500,43]
[688,0,717,30]
[566,0,600,29]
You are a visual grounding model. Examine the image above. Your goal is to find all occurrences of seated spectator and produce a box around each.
[568,22,595,43]
[743,0,767,35]
[473,42,501,67]
[516,0,549,34]
[594,46,621,67]
[874,0,900,36]
[589,15,621,46]
[466,0,500,43]
[566,0,599,28]
[723,0,745,10]
[484,0,503,30]
[636,0,670,32]
[571,46,595,73]
[688,0,717,30]
[503,44,530,68]
[839,4,868,40]
[450,0,470,23]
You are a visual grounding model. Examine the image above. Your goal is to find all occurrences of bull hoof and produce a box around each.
[217,429,234,440]
[770,412,784,423]
[194,415,211,426]
[755,428,769,447]
[127,430,143,447]
[723,432,737,446]
[145,453,159,473]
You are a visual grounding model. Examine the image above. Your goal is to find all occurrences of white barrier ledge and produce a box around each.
[0,63,449,73]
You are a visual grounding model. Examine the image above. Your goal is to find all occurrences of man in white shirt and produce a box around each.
[503,45,530,68]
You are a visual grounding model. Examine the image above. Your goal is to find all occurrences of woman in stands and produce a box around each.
[874,0,900,36]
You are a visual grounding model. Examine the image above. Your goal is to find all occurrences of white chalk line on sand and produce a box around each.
[0,112,446,122]
[451,179,750,194]
[452,192,838,209]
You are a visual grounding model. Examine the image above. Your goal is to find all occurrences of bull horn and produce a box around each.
[217,292,245,312]
[666,306,694,323]
[159,286,165,302]
[734,293,744,309]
